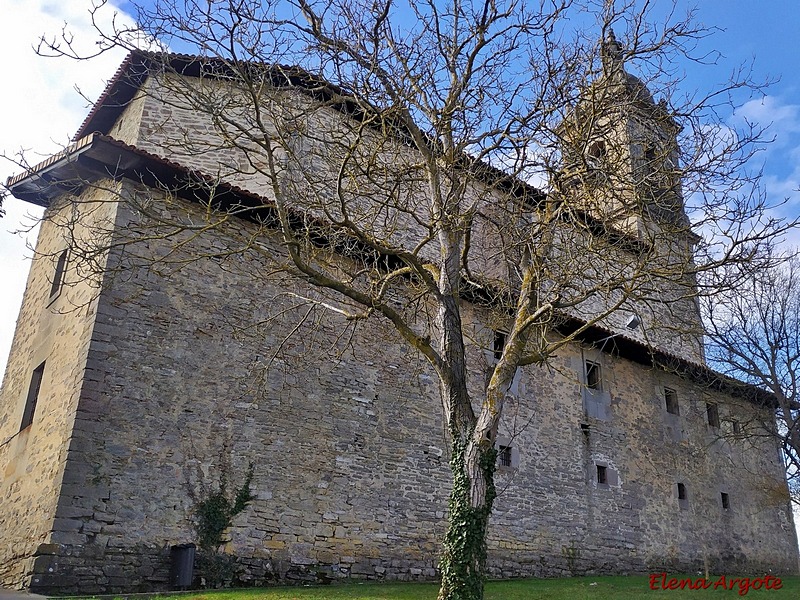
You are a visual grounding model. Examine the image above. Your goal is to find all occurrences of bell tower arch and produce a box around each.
[559,31,691,245]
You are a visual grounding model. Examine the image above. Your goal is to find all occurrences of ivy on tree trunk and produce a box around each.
[438,436,498,600]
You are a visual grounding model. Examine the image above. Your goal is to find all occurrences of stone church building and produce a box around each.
[0,47,798,593]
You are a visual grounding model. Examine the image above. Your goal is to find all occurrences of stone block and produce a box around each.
[31,555,59,574]
[49,531,87,546]
[55,506,94,519]
[314,524,334,539]
[52,518,84,533]
[34,544,61,556]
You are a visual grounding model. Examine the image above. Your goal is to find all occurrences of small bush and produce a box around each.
[193,462,256,553]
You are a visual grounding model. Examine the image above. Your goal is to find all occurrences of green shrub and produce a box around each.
[194,462,256,553]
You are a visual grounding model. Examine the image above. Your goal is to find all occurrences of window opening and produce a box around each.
[498,445,512,468]
[596,464,608,485]
[49,249,68,299]
[677,482,687,501]
[585,361,602,390]
[493,331,506,361]
[664,388,679,415]
[721,492,730,509]
[20,361,46,431]
[706,403,720,428]
[732,420,741,435]
[587,141,607,166]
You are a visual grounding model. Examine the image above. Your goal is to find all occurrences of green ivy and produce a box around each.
[437,437,497,600]
[194,462,256,553]
[562,542,581,575]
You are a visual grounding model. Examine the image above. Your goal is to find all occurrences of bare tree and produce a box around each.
[704,256,800,505]
[17,0,795,597]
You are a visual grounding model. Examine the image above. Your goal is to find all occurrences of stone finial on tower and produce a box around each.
[601,29,624,75]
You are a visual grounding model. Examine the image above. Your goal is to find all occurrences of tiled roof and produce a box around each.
[74,51,360,141]
[72,50,546,206]
[5,131,774,407]
[6,132,268,209]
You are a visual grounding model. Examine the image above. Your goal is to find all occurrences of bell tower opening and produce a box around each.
[557,30,691,243]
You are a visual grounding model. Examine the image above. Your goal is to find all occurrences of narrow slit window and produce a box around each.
[677,482,687,501]
[596,464,608,485]
[721,492,730,510]
[732,420,741,435]
[664,388,679,415]
[20,361,46,431]
[706,403,720,428]
[49,249,68,300]
[585,361,602,390]
[493,331,506,361]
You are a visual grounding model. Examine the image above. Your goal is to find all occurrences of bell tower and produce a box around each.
[556,31,704,362]
[558,31,690,244]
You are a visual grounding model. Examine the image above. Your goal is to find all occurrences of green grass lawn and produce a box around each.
[141,575,799,600]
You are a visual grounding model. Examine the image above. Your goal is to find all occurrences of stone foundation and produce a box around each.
[24,539,799,595]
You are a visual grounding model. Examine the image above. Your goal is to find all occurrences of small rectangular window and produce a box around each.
[732,420,741,435]
[721,492,730,509]
[706,403,720,428]
[596,464,608,485]
[585,361,602,390]
[498,445,512,468]
[20,362,46,431]
[49,249,68,300]
[494,437,518,471]
[677,482,687,500]
[664,388,679,415]
[492,331,506,360]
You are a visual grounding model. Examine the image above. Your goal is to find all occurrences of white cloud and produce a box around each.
[0,0,135,381]
[735,96,800,147]
[729,95,800,227]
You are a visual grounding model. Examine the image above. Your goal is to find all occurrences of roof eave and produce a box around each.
[7,133,774,410]
[6,134,109,206]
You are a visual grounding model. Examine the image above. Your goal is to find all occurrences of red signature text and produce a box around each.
[649,572,783,596]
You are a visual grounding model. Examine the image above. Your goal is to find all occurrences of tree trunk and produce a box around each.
[437,434,497,600]
[433,227,499,599]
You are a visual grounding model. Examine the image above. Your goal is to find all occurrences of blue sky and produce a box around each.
[694,1,800,211]
[1,0,800,373]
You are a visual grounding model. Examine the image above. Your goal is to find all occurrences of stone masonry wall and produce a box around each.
[121,73,704,362]
[0,187,118,589]
[484,344,797,578]
[2,64,797,591]
[17,184,797,594]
